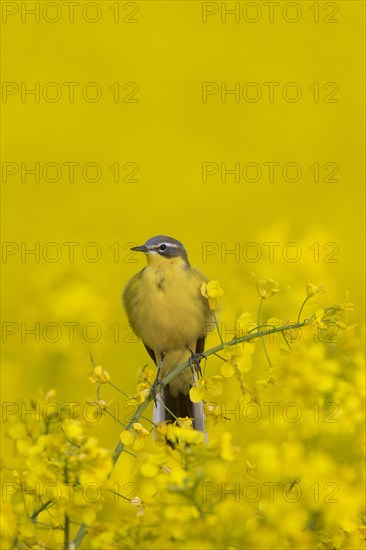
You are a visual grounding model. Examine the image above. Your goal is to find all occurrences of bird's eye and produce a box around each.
[159,244,167,252]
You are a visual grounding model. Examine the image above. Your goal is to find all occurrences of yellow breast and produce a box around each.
[123,260,212,354]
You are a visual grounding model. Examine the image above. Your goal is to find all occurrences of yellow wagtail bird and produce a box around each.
[123,235,213,432]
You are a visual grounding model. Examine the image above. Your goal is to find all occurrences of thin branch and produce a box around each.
[64,461,70,550]
[163,319,310,387]
[108,380,130,398]
[30,499,54,522]
[297,295,310,324]
[257,297,272,368]
[213,312,223,344]
[64,514,70,550]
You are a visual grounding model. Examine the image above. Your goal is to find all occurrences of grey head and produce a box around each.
[131,235,190,264]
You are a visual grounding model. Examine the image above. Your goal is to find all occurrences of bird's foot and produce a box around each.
[149,377,165,404]
[188,350,204,377]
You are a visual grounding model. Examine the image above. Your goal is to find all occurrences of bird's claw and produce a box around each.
[189,352,203,377]
[149,377,165,404]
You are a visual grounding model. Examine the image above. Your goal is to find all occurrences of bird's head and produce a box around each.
[131,236,190,267]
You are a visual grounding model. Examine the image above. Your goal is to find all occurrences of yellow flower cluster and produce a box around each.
[2,391,113,548]
[201,280,224,310]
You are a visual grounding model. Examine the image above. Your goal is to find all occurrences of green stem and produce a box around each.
[64,460,70,550]
[64,514,70,550]
[257,297,272,369]
[30,499,54,522]
[213,312,223,344]
[108,380,130,398]
[297,296,310,324]
[163,320,309,386]
[281,329,292,349]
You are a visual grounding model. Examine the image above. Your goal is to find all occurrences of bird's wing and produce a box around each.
[196,336,205,354]
[143,344,156,365]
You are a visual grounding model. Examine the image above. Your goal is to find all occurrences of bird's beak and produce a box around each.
[131,245,149,253]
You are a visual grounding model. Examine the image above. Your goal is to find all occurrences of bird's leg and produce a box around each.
[187,346,203,378]
[149,352,166,404]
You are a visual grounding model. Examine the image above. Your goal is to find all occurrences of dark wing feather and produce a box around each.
[144,344,156,365]
[163,385,194,423]
[195,337,205,355]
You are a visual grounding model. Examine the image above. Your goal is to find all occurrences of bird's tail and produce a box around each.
[153,384,205,433]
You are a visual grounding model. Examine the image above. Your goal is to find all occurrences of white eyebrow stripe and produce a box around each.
[153,243,179,249]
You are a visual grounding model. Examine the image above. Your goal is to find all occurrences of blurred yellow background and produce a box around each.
[1,0,364,442]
